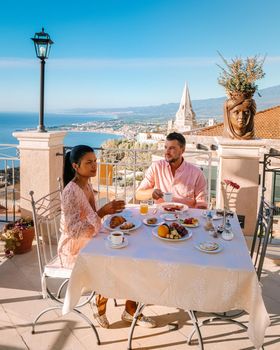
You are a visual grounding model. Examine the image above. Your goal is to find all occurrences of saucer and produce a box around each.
[106,236,128,249]
[195,241,223,254]
[160,213,179,221]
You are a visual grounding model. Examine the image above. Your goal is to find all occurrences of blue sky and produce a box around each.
[0,0,280,112]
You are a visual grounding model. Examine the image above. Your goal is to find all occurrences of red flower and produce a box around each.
[4,249,14,258]
[231,182,240,190]
[224,179,231,186]
[223,179,240,189]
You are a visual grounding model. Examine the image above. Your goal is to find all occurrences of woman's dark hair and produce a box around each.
[63,145,94,187]
[166,132,186,148]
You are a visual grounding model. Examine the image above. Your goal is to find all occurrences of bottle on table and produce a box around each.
[222,219,234,240]
[204,211,214,231]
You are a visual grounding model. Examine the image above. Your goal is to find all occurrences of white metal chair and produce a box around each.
[251,187,274,278]
[29,187,100,344]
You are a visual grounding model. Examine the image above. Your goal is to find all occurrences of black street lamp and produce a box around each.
[31,28,54,132]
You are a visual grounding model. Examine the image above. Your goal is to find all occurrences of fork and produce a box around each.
[152,208,158,215]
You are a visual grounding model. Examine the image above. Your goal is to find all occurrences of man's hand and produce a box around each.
[196,204,207,209]
[152,189,164,200]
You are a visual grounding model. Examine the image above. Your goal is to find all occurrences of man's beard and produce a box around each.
[165,156,179,164]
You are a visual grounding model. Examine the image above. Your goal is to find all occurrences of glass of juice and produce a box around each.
[139,200,149,215]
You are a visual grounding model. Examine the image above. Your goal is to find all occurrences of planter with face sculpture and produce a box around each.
[217,53,265,140]
[223,95,257,139]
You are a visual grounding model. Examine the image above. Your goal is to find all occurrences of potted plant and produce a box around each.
[217,52,265,139]
[0,217,34,257]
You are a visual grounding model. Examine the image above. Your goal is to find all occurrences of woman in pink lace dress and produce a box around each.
[58,145,156,329]
[58,145,124,268]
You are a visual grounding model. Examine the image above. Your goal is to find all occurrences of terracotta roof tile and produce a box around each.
[193,105,280,139]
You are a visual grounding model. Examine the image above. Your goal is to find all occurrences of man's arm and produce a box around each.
[194,171,208,209]
[135,188,154,201]
[135,163,161,200]
[136,188,164,201]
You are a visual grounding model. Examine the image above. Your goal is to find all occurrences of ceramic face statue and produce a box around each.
[223,97,256,140]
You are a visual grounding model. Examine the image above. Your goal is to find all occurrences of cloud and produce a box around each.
[0,56,216,69]
[265,56,280,63]
[1,55,280,70]
[49,57,217,69]
[0,58,35,68]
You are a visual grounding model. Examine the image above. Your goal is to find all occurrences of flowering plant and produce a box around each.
[222,179,240,210]
[0,218,34,258]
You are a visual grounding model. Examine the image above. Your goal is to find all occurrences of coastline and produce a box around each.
[65,128,125,137]
[51,118,168,139]
[0,112,168,148]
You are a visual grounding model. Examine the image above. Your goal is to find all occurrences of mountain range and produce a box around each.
[67,85,280,122]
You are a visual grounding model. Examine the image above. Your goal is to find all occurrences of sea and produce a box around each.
[0,112,122,157]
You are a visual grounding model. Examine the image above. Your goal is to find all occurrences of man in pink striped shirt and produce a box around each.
[136,132,207,209]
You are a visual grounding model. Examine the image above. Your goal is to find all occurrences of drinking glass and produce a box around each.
[139,200,149,215]
[114,192,126,213]
[115,192,126,202]
[163,192,173,202]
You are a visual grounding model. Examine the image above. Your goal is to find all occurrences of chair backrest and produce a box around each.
[251,188,274,280]
[250,188,266,258]
[29,186,62,279]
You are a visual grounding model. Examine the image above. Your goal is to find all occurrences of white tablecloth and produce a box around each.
[62,207,270,349]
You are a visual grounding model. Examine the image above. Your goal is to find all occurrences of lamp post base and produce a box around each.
[37,125,47,132]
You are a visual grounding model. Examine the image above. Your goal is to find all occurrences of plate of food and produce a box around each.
[152,223,192,242]
[180,217,199,227]
[159,202,188,213]
[143,217,164,227]
[195,241,223,254]
[103,215,142,232]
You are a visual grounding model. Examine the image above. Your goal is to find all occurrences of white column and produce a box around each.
[216,138,266,236]
[13,131,67,216]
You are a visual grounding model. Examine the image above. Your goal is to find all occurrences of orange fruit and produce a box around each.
[158,225,169,238]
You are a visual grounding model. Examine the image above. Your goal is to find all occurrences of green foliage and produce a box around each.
[135,174,144,181]
[100,138,158,166]
[217,52,266,96]
[0,217,33,257]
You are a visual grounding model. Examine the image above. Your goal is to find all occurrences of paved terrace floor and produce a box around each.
[0,238,280,350]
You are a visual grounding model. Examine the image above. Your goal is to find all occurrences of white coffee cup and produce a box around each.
[109,231,124,245]
[163,192,173,202]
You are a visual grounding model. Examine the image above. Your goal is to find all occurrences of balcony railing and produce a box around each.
[0,144,216,222]
[90,147,215,207]
[0,144,20,222]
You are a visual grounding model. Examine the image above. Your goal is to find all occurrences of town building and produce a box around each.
[136,132,166,144]
[168,82,197,133]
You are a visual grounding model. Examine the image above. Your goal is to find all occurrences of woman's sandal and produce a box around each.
[91,296,110,328]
